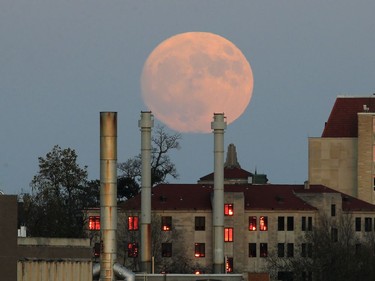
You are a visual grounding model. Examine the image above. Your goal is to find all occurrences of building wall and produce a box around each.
[17,260,92,281]
[116,205,318,274]
[308,137,357,197]
[18,237,92,259]
[357,113,375,204]
[0,195,18,281]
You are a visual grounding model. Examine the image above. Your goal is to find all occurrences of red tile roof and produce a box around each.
[119,183,375,212]
[322,96,375,137]
[294,185,375,212]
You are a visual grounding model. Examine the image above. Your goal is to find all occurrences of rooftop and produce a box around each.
[322,95,375,138]
[119,183,375,213]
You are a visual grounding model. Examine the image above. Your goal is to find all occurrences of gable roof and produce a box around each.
[322,96,375,138]
[198,167,253,182]
[119,183,318,212]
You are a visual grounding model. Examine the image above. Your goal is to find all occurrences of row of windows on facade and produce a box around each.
[89,203,334,230]
[123,242,314,259]
[89,214,375,234]
[125,242,234,273]
[88,215,313,232]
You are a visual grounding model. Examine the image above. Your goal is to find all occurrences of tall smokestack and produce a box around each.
[211,113,227,273]
[139,111,154,273]
[100,112,118,281]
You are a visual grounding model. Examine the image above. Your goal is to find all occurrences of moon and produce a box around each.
[141,32,254,133]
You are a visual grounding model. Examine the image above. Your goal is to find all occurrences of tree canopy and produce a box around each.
[23,145,99,238]
[117,125,181,200]
[266,214,375,281]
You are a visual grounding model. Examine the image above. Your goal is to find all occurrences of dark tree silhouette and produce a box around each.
[117,125,181,200]
[23,145,99,238]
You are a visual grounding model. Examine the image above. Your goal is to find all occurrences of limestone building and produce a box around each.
[86,144,375,278]
[308,95,375,204]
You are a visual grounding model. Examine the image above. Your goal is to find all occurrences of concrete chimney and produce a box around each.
[211,113,227,273]
[139,111,154,273]
[100,112,118,281]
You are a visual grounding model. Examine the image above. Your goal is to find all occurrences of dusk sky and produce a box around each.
[1,1,375,195]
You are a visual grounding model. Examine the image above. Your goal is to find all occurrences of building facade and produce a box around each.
[308,95,375,204]
[86,144,375,279]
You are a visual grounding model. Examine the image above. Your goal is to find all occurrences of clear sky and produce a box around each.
[1,1,374,195]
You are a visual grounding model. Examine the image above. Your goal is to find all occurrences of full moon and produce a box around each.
[141,32,254,133]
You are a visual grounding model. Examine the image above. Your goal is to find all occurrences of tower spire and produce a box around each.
[224,143,241,168]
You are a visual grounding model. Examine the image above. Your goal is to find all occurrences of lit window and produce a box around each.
[355,217,361,231]
[194,243,205,257]
[287,216,294,231]
[278,216,285,231]
[260,216,268,231]
[161,216,172,231]
[224,227,234,242]
[162,243,172,257]
[260,243,268,257]
[249,216,257,231]
[128,216,139,231]
[278,243,284,257]
[225,257,233,273]
[287,243,294,257]
[249,243,256,257]
[224,204,234,216]
[195,216,205,231]
[128,242,138,257]
[365,217,372,232]
[89,216,100,230]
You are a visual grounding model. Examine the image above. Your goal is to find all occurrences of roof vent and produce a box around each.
[304,180,310,190]
[248,176,253,184]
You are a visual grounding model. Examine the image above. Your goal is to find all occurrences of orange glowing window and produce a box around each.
[224,204,234,216]
[224,227,234,242]
[260,216,268,231]
[249,216,257,231]
[128,216,139,231]
[194,243,205,257]
[161,216,172,231]
[89,216,100,230]
[225,257,233,273]
[128,242,138,257]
